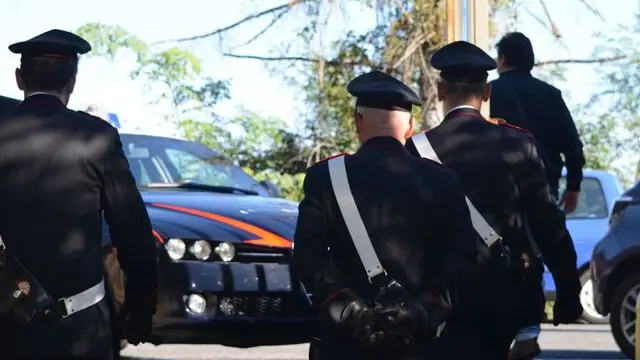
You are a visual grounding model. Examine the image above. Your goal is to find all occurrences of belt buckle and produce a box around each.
[57,298,70,318]
[368,271,388,287]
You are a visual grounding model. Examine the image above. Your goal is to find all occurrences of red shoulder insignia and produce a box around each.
[316,153,349,164]
[488,117,506,125]
[500,122,531,134]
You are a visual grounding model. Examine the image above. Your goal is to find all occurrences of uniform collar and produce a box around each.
[19,93,66,110]
[443,105,482,121]
[359,136,408,153]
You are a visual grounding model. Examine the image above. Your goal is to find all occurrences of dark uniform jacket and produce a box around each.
[294,136,479,360]
[490,70,585,197]
[0,95,19,117]
[406,108,579,327]
[0,94,157,359]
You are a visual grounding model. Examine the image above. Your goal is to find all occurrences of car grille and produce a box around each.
[218,295,299,317]
[233,244,291,263]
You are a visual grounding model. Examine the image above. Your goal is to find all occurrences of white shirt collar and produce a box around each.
[444,105,477,118]
[26,91,58,98]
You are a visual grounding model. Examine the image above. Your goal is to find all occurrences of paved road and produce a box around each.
[122,324,627,360]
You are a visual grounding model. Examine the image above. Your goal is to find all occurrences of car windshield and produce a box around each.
[119,133,268,195]
[559,176,608,219]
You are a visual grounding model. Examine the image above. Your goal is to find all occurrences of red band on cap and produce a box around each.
[40,53,77,59]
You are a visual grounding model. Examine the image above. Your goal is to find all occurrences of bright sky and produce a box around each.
[0,0,637,136]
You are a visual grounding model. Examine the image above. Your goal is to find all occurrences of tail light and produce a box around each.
[609,196,634,226]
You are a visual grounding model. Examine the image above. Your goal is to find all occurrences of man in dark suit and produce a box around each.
[0,29,158,360]
[490,32,585,214]
[294,70,479,360]
[406,40,583,360]
[0,95,19,116]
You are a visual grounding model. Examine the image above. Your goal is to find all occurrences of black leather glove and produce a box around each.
[118,301,155,345]
[553,275,583,326]
[319,289,388,346]
[376,301,428,339]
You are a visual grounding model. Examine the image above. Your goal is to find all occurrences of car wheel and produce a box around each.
[610,271,640,359]
[578,271,609,324]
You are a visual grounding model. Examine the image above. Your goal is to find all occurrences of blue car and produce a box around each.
[542,169,623,324]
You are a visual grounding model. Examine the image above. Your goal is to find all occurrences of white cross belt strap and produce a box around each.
[60,278,106,318]
[411,133,501,248]
[328,155,386,281]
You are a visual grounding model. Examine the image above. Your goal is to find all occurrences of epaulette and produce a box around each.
[316,153,349,164]
[487,117,506,125]
[500,122,531,134]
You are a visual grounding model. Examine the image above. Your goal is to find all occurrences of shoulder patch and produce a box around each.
[500,122,531,134]
[316,153,349,164]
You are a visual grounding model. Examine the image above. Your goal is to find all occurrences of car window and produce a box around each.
[559,177,608,219]
[120,134,269,196]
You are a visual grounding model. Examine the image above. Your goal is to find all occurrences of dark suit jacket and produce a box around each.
[294,136,478,360]
[0,94,157,359]
[490,71,585,196]
[0,95,19,117]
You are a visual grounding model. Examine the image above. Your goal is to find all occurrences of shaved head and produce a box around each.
[354,106,414,144]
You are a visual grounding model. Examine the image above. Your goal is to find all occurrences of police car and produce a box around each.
[99,114,315,348]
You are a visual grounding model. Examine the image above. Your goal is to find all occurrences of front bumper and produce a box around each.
[153,259,316,345]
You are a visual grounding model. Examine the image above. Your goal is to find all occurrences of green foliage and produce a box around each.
[243,168,306,202]
[579,19,640,184]
[76,22,307,201]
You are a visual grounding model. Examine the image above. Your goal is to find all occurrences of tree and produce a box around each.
[77,23,230,128]
[577,17,640,186]
[76,23,309,200]
[149,0,614,161]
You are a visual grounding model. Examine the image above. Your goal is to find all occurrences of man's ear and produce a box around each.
[405,115,415,139]
[483,82,491,102]
[354,112,363,134]
[15,68,24,91]
[437,81,445,102]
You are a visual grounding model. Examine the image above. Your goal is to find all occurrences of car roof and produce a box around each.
[119,129,186,141]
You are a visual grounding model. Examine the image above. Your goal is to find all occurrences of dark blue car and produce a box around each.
[102,131,315,351]
[542,169,623,324]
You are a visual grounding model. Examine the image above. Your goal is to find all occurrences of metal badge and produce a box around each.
[12,280,31,299]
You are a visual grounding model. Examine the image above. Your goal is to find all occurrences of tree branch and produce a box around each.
[534,55,626,66]
[224,53,320,63]
[150,0,308,45]
[225,53,628,69]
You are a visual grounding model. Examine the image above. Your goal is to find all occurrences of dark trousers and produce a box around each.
[436,315,520,360]
[310,335,437,360]
[0,299,113,360]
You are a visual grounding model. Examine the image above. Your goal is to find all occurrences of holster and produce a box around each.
[0,251,56,326]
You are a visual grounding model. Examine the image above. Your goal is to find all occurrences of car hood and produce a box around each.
[566,218,609,244]
[141,189,299,247]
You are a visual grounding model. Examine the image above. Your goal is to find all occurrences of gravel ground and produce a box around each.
[122,323,628,360]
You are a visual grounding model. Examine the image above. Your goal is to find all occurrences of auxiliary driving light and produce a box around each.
[186,294,207,314]
[219,297,236,316]
[214,242,235,262]
[189,240,212,260]
[165,238,186,260]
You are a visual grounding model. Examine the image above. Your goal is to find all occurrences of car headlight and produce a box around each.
[214,242,235,262]
[189,240,212,260]
[165,238,186,260]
